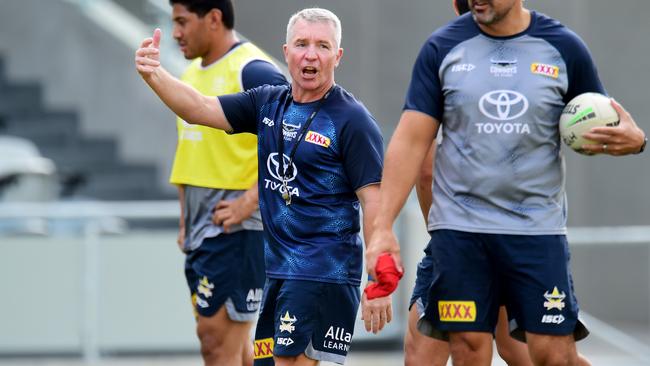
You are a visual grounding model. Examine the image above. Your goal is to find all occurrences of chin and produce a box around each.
[296,78,320,90]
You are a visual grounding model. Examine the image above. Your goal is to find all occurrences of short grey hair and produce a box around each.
[285,8,342,48]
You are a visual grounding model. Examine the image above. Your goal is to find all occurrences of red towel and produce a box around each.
[364,253,403,300]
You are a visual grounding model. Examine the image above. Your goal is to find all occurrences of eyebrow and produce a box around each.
[293,38,332,46]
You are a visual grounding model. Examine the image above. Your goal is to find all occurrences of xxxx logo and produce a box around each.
[305,131,331,148]
[438,301,476,322]
[254,338,274,359]
[531,63,559,79]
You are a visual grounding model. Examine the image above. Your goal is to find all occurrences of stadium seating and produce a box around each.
[0,56,172,200]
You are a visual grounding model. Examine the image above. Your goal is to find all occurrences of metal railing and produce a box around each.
[1,201,649,362]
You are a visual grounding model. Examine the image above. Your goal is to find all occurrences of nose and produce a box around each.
[304,45,317,60]
[172,25,182,40]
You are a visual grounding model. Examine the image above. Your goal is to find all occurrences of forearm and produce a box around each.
[415,143,435,223]
[362,191,380,247]
[143,67,231,131]
[356,184,380,245]
[374,111,438,231]
[177,184,186,225]
[242,181,259,211]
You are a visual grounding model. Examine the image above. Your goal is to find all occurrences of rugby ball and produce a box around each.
[559,92,619,154]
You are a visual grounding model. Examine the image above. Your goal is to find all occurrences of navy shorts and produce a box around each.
[409,234,507,317]
[253,279,360,365]
[185,230,265,321]
[417,230,588,342]
[409,237,435,316]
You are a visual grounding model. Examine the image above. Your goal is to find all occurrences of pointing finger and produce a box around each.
[152,28,161,49]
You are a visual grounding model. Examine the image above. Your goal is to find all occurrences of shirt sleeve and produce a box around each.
[241,60,289,90]
[339,110,384,190]
[403,39,445,122]
[218,88,260,134]
[544,26,606,102]
[563,31,606,101]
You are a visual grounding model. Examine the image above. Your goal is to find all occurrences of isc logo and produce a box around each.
[451,63,476,72]
[541,314,565,324]
[277,337,294,346]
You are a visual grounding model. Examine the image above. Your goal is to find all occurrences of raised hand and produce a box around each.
[135,28,162,77]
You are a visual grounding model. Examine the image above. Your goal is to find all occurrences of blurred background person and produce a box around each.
[405,2,591,364]
[167,1,286,365]
[368,0,645,365]
[404,3,542,365]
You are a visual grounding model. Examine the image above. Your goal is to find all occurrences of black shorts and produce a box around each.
[253,279,359,365]
[417,230,588,342]
[185,230,265,321]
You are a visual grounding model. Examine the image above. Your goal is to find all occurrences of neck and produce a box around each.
[478,7,531,37]
[201,30,239,67]
[291,81,335,103]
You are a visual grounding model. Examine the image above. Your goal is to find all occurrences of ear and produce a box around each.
[334,48,344,68]
[452,0,460,16]
[208,8,223,30]
[283,44,289,63]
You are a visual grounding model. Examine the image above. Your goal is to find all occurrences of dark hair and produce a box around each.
[169,0,235,29]
[455,0,471,15]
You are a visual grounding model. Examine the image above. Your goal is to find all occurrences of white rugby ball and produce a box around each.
[559,92,619,154]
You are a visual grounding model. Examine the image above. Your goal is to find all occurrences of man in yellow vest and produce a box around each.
[167,1,287,365]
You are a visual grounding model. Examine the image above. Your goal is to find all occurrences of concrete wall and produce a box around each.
[0,0,178,195]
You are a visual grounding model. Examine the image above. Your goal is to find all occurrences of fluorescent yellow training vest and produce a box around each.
[169,43,276,189]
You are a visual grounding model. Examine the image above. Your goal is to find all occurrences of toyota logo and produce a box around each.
[266,153,298,181]
[478,90,529,121]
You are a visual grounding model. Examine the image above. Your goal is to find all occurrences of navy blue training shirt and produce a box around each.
[220,84,384,285]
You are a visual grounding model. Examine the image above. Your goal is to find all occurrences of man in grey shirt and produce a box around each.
[368,0,646,365]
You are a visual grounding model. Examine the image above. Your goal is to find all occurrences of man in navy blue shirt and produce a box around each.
[369,0,646,365]
[136,7,387,366]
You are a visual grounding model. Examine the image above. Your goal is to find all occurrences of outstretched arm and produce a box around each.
[135,29,233,132]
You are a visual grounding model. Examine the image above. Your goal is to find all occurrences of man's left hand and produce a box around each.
[361,286,392,334]
[212,193,256,233]
[581,99,646,155]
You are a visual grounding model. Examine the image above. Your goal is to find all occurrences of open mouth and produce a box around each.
[302,66,318,76]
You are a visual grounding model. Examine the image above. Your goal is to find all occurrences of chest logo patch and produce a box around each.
[478,90,529,121]
[305,131,331,148]
[531,63,559,79]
